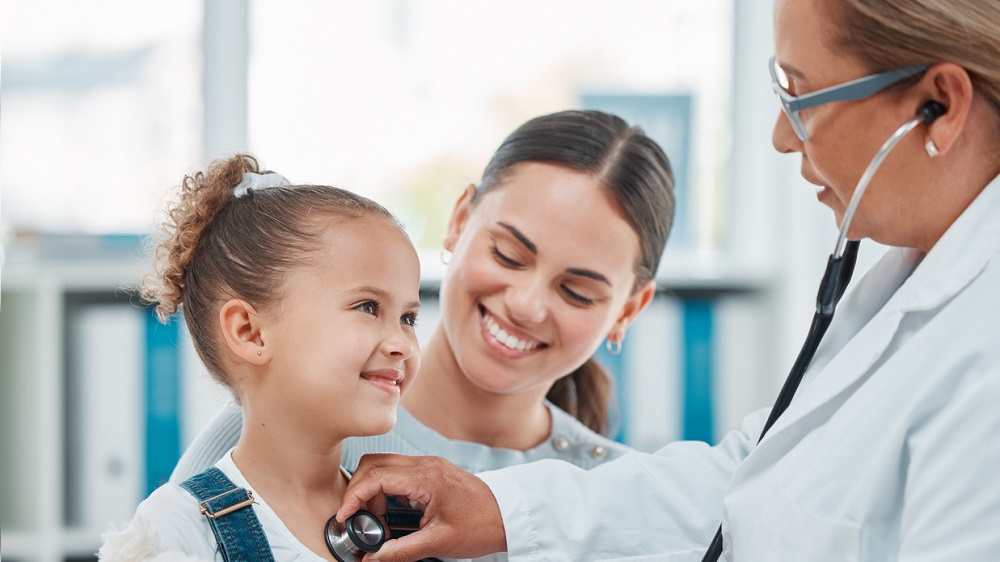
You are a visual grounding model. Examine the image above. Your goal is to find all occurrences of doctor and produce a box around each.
[337,0,1000,560]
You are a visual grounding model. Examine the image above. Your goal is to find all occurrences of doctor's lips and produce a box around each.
[480,306,546,352]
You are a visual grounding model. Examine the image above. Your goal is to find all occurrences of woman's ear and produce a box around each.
[219,299,269,365]
[608,280,657,342]
[918,62,975,156]
[443,183,478,252]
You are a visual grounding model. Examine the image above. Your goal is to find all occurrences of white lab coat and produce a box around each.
[479,174,1000,561]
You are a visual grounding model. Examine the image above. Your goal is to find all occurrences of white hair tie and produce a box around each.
[233,171,291,198]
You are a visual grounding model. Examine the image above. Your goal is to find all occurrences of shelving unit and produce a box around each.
[0,236,233,562]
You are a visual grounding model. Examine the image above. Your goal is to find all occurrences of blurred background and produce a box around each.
[0,1,889,560]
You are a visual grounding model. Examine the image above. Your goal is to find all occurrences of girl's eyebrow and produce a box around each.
[497,222,612,287]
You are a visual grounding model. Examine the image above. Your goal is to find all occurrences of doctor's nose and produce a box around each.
[773,110,802,154]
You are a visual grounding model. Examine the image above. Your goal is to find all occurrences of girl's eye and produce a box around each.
[561,285,595,306]
[491,245,523,268]
[356,301,378,315]
[401,312,418,327]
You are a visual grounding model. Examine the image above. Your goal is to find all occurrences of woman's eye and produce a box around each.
[401,312,418,327]
[491,245,523,268]
[356,301,378,315]
[562,285,595,306]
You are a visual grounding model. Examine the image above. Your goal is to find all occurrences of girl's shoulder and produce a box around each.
[99,483,218,561]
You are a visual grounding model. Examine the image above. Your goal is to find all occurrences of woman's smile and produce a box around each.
[479,305,546,357]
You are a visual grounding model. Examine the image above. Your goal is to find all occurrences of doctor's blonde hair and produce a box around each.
[835,0,1000,121]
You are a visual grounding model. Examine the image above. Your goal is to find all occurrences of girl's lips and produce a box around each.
[360,369,403,395]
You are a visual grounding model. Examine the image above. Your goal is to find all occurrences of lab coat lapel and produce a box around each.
[757,250,914,443]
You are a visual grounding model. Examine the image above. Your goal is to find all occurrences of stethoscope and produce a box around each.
[325,505,444,562]
[700,99,947,561]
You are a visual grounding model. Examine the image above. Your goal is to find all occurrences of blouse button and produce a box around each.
[552,435,570,452]
[590,445,608,461]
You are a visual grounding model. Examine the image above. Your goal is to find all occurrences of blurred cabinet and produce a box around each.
[0,235,227,562]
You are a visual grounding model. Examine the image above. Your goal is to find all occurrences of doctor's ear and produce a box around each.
[917,62,975,156]
[219,299,269,364]
[443,184,478,252]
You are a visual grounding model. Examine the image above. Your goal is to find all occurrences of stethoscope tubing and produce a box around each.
[699,110,931,562]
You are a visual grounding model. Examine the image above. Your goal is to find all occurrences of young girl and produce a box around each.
[99,154,421,561]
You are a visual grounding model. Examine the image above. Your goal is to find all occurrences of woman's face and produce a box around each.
[439,162,652,397]
[772,0,928,246]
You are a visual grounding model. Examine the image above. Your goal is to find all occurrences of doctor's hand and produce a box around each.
[338,453,508,562]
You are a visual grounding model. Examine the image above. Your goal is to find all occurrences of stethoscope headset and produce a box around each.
[700,99,947,561]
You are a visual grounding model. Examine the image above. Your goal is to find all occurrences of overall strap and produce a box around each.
[180,467,276,562]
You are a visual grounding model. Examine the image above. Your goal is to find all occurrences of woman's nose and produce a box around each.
[772,110,802,154]
[506,279,548,325]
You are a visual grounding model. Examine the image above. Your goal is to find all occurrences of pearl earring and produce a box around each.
[925,139,939,158]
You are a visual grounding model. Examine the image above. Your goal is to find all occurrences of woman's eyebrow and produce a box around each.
[498,222,537,254]
[566,267,612,287]
[497,221,612,287]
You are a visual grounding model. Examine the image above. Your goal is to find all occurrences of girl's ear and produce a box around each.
[607,280,656,343]
[219,299,269,365]
[443,184,478,252]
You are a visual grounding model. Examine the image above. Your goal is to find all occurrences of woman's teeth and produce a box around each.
[484,313,538,351]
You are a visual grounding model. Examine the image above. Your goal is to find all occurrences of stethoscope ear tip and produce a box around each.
[919,100,947,124]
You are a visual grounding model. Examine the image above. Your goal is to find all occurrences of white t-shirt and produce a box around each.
[128,449,344,561]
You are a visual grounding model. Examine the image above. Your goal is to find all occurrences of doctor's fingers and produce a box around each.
[341,455,508,559]
[338,453,433,522]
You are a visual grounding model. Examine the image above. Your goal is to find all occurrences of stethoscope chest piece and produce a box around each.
[325,509,386,562]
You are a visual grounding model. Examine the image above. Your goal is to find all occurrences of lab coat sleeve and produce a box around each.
[478,408,767,561]
[898,362,1000,561]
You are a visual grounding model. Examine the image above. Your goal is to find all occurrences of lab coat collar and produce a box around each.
[758,172,1000,446]
[898,172,1000,312]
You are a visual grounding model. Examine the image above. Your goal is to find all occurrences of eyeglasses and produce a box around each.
[769,55,929,142]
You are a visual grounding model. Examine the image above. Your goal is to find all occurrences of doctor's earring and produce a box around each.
[605,338,623,356]
[925,139,940,158]
[440,249,452,265]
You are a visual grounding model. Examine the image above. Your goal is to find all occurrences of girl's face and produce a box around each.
[771,0,931,248]
[253,215,421,444]
[440,162,653,398]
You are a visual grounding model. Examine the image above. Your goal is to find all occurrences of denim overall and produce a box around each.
[181,467,276,562]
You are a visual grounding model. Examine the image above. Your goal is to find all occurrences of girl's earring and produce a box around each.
[440,249,452,265]
[925,139,939,158]
[257,350,262,356]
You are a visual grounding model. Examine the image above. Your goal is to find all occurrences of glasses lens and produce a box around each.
[772,59,791,92]
[787,110,809,141]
